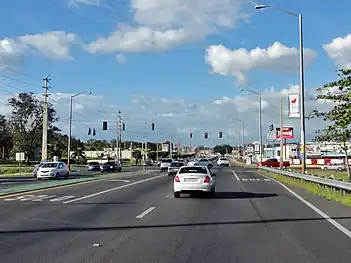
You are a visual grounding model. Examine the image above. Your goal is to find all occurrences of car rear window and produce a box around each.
[199,159,209,162]
[41,163,59,168]
[170,162,184,167]
[89,162,99,165]
[219,158,227,160]
[162,159,173,163]
[179,167,207,174]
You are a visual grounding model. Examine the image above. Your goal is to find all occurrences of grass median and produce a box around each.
[257,169,351,208]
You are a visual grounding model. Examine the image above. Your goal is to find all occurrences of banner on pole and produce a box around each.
[288,94,300,118]
[276,127,294,139]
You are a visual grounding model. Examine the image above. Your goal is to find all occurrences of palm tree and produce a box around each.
[71,147,86,164]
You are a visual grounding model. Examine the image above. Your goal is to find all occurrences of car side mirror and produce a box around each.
[212,173,216,177]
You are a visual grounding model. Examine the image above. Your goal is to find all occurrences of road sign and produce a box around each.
[15,152,25,161]
[276,127,294,139]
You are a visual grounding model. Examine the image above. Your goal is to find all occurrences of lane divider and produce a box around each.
[136,207,156,219]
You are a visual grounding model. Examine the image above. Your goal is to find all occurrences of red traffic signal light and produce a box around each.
[190,132,193,138]
[219,132,222,138]
[204,132,208,139]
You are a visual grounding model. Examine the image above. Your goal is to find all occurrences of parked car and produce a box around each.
[321,163,346,171]
[36,162,69,180]
[32,163,44,178]
[100,162,122,173]
[257,158,290,168]
[143,160,153,166]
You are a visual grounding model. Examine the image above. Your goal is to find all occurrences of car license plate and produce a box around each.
[185,178,198,182]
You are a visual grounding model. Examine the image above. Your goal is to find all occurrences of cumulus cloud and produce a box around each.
[323,33,351,68]
[0,31,79,66]
[85,0,250,54]
[205,42,317,84]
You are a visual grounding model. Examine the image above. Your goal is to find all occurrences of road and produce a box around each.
[0,166,351,263]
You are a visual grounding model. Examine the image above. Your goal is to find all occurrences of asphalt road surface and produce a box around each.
[0,166,351,263]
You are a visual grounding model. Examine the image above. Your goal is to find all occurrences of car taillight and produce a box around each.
[204,176,211,183]
[175,176,180,182]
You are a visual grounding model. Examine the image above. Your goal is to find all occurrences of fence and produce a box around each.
[259,166,351,193]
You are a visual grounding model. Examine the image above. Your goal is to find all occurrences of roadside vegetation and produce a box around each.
[258,170,351,208]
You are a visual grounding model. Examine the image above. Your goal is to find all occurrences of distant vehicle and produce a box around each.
[321,163,346,171]
[88,162,101,171]
[143,160,153,166]
[160,158,173,172]
[195,158,213,169]
[36,162,69,180]
[257,158,290,168]
[173,166,216,198]
[217,157,230,167]
[187,160,197,166]
[100,162,122,173]
[168,162,185,176]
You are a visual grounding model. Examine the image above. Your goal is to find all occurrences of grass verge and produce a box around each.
[257,169,351,208]
[289,167,349,182]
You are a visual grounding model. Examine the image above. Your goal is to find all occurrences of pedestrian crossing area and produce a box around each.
[232,170,272,182]
[239,178,271,182]
[3,194,76,203]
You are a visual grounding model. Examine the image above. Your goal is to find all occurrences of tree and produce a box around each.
[8,93,58,164]
[213,144,233,155]
[0,114,12,159]
[312,69,351,179]
[132,150,142,164]
[71,147,87,164]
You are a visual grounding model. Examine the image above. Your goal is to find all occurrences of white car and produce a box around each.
[173,166,216,198]
[217,157,230,167]
[36,162,69,180]
[187,160,197,166]
[195,158,214,169]
[160,158,173,172]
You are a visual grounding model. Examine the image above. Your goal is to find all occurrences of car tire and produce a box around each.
[37,178,42,180]
[64,172,69,179]
[118,168,122,172]
[174,192,180,198]
[55,172,59,179]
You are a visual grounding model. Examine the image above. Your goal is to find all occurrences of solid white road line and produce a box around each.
[259,173,351,239]
[232,170,240,181]
[63,174,166,204]
[136,207,156,219]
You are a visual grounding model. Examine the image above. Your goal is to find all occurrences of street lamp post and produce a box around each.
[67,91,92,171]
[240,89,263,163]
[255,4,306,173]
[231,118,245,160]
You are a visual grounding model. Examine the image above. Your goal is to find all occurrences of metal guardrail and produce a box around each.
[259,167,351,192]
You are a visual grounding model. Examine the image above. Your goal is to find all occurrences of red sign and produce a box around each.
[276,127,294,139]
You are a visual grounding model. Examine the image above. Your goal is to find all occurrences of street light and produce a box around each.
[231,118,245,160]
[239,88,263,163]
[255,4,306,173]
[67,91,92,171]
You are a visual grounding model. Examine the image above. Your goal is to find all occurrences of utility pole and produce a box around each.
[279,99,284,169]
[42,75,50,162]
[118,110,122,163]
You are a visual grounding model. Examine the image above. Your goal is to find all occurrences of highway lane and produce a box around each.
[0,166,350,262]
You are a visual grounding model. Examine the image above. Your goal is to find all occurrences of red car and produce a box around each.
[257,158,290,168]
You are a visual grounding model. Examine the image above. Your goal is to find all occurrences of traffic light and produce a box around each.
[92,128,96,136]
[88,128,91,135]
[219,132,223,138]
[204,132,208,139]
[102,121,107,131]
[269,124,274,131]
[190,132,193,138]
[152,122,155,131]
[122,123,125,131]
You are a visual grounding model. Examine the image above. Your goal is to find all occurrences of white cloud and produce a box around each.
[116,53,127,63]
[323,33,351,68]
[18,31,79,60]
[205,42,317,84]
[69,0,103,6]
[0,31,79,66]
[85,0,250,54]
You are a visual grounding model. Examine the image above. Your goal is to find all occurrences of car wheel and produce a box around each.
[37,178,42,180]
[174,192,180,198]
[323,167,328,170]
[64,172,69,179]
[55,172,59,179]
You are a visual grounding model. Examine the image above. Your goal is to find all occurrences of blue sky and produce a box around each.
[0,0,350,147]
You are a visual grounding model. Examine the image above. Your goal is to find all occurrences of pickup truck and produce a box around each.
[257,158,290,168]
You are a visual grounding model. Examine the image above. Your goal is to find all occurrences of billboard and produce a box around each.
[276,127,294,139]
[162,143,169,152]
[288,94,300,118]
